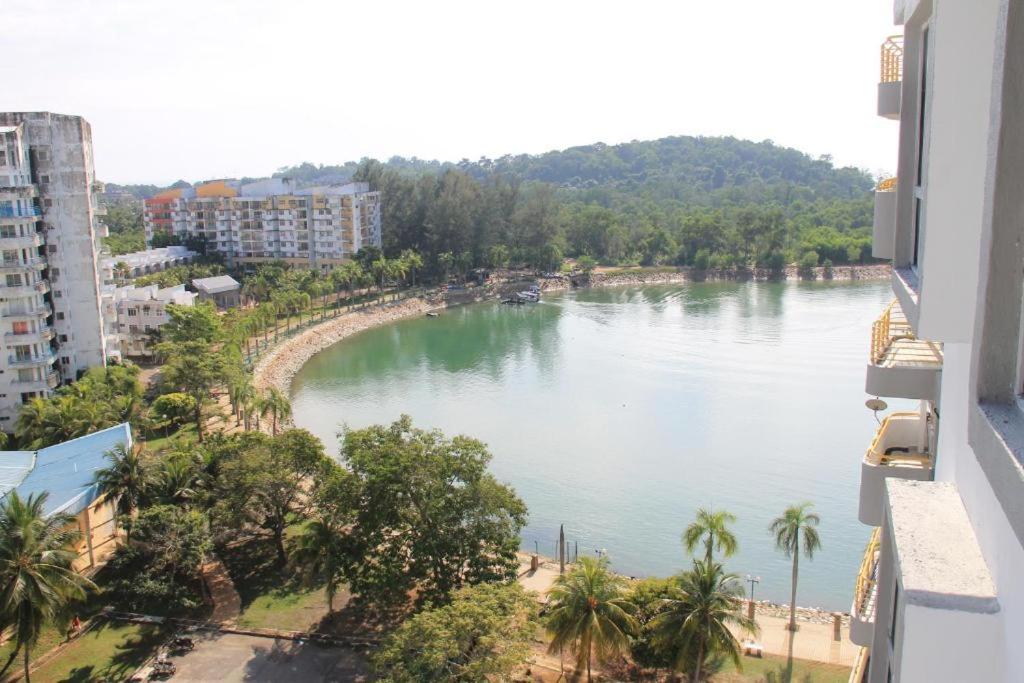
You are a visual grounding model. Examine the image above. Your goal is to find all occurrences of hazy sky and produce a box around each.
[7,0,900,185]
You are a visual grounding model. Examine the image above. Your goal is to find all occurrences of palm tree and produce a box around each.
[0,492,96,682]
[261,387,291,435]
[290,515,346,612]
[151,456,199,507]
[650,560,758,682]
[683,507,738,564]
[769,502,822,632]
[400,249,424,287]
[545,556,638,682]
[94,443,150,538]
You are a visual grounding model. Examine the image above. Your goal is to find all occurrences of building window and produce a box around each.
[912,25,931,270]
[889,583,900,646]
[39,175,49,184]
[59,335,67,343]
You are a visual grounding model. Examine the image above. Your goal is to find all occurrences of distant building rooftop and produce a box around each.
[192,274,240,295]
[0,423,133,517]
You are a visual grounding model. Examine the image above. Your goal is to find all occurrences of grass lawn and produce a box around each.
[11,621,168,683]
[221,536,331,632]
[711,653,851,682]
[139,422,197,455]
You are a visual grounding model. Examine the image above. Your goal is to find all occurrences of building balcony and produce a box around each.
[0,233,43,250]
[3,303,52,320]
[11,370,60,391]
[872,178,896,259]
[0,258,45,274]
[0,185,38,200]
[865,300,941,400]
[1,280,49,298]
[7,350,57,367]
[878,36,903,119]
[859,412,934,525]
[4,327,54,344]
[850,528,880,647]
[0,206,41,220]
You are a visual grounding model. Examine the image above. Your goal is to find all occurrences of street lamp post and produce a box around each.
[745,574,761,622]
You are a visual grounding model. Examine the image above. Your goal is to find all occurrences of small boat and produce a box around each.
[426,312,439,318]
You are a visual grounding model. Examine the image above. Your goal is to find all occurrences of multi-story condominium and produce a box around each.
[0,112,117,428]
[849,2,1024,681]
[143,178,381,271]
[112,284,196,358]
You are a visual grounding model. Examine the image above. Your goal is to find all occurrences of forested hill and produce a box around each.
[272,136,873,207]
[104,135,877,271]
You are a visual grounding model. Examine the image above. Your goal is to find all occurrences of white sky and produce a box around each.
[6,0,900,185]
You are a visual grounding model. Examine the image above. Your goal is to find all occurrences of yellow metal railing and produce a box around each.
[849,646,870,683]
[870,300,914,364]
[876,177,897,192]
[853,528,881,618]
[881,35,904,83]
[866,412,933,467]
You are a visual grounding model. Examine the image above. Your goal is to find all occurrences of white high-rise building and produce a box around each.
[0,112,117,428]
[850,2,1024,681]
[143,178,381,271]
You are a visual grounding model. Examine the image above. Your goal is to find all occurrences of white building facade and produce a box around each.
[143,179,381,271]
[112,284,196,358]
[0,113,116,428]
[851,1,1024,681]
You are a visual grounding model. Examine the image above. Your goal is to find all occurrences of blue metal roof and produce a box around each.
[0,424,133,516]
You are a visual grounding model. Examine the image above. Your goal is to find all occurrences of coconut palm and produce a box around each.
[260,387,291,435]
[400,249,424,287]
[151,456,199,507]
[545,556,638,682]
[0,491,96,682]
[94,443,150,538]
[769,502,822,632]
[290,515,347,612]
[683,507,738,563]
[650,560,757,682]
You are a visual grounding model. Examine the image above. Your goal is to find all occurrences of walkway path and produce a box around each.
[202,556,242,625]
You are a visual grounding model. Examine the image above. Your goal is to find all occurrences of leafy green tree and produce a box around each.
[649,560,757,682]
[545,556,638,682]
[259,387,291,435]
[683,508,738,564]
[374,582,538,683]
[161,302,223,343]
[150,392,196,430]
[488,244,510,270]
[157,341,228,442]
[340,416,527,605]
[148,455,199,507]
[0,492,95,683]
[94,443,151,537]
[214,429,330,564]
[769,502,822,632]
[798,251,820,272]
[577,254,597,275]
[107,504,211,614]
[627,577,681,673]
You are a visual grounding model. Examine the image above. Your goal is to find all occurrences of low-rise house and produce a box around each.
[0,423,132,573]
[103,246,197,282]
[192,274,241,310]
[113,284,197,358]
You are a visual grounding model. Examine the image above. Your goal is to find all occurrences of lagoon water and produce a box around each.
[290,281,898,611]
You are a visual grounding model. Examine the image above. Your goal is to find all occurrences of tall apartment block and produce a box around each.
[849,1,1024,681]
[0,113,117,428]
[143,178,381,270]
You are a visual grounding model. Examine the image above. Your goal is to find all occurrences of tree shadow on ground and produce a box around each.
[219,536,307,608]
[312,594,413,639]
[52,621,171,683]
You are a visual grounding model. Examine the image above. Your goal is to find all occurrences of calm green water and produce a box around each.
[291,281,897,611]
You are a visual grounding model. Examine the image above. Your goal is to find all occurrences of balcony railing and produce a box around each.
[12,370,60,389]
[3,304,51,319]
[859,412,935,525]
[8,350,57,366]
[0,206,40,218]
[4,328,54,342]
[850,528,881,646]
[880,35,904,83]
[848,647,870,683]
[867,300,942,399]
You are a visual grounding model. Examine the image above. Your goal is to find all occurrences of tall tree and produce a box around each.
[683,507,738,564]
[769,502,822,632]
[649,560,757,682]
[0,492,95,683]
[161,302,223,343]
[340,416,527,605]
[545,556,638,682]
[156,341,228,442]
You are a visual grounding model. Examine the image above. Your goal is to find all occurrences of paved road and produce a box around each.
[170,632,370,682]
